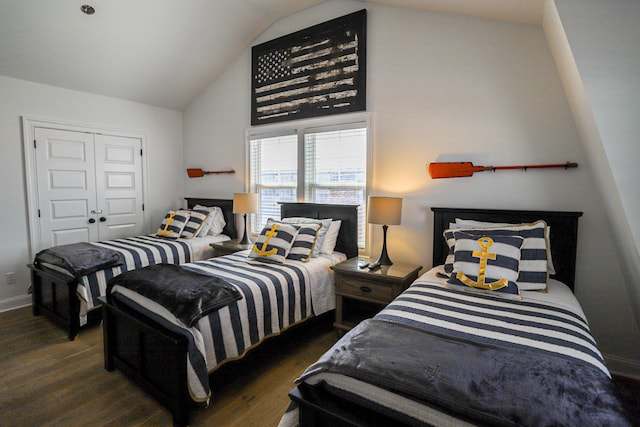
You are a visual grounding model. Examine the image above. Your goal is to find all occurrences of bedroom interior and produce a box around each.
[1,0,639,425]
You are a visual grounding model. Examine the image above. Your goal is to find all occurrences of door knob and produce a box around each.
[99,217,107,222]
[88,218,96,224]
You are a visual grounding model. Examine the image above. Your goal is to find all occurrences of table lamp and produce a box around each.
[233,193,258,245]
[367,196,402,268]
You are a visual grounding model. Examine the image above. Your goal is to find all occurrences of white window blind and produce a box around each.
[304,127,367,247]
[249,121,368,249]
[249,134,297,228]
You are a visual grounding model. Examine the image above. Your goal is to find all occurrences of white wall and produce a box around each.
[546,0,640,325]
[0,75,184,311]
[184,0,640,376]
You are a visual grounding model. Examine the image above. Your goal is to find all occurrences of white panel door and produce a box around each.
[94,134,145,240]
[35,127,99,249]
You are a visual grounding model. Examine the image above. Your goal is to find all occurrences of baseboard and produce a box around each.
[605,353,640,380]
[0,294,31,313]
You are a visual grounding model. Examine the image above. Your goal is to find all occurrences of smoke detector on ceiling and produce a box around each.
[80,5,95,15]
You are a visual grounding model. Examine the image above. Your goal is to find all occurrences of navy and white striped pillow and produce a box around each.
[454,218,555,275]
[282,217,332,257]
[248,220,298,264]
[287,223,321,262]
[180,209,210,239]
[156,210,190,239]
[446,231,523,300]
[443,220,549,291]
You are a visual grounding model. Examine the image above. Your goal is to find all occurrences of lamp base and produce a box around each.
[238,213,252,245]
[372,224,393,267]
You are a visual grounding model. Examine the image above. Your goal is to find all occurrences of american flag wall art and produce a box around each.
[251,9,366,125]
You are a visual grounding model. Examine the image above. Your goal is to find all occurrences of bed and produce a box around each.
[100,202,359,427]
[281,207,640,426]
[28,197,236,340]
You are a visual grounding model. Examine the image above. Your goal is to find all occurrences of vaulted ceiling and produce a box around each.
[0,0,544,110]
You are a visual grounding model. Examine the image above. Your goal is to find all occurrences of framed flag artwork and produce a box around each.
[251,9,367,125]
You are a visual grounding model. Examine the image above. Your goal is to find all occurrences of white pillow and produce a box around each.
[320,220,342,254]
[455,218,555,275]
[194,205,227,236]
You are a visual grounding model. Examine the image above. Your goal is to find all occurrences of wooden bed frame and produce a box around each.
[289,206,583,426]
[101,202,359,427]
[28,197,237,341]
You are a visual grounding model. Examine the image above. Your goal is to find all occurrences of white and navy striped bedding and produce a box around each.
[377,272,608,376]
[110,252,341,402]
[77,235,194,310]
[278,270,612,427]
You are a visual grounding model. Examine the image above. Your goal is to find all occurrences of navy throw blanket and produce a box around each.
[35,242,124,278]
[107,264,242,327]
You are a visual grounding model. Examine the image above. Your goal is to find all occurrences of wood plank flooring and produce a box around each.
[0,307,339,426]
[3,307,640,426]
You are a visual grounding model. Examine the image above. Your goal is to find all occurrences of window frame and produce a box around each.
[246,113,372,250]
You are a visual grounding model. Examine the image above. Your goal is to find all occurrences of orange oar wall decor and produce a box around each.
[428,162,578,179]
[187,168,235,178]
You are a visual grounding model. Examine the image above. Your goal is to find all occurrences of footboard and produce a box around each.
[100,297,191,427]
[290,384,416,426]
[28,264,81,341]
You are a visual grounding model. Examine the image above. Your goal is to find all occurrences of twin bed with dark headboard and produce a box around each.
[282,207,638,426]
[101,201,359,426]
[31,201,638,426]
[29,197,238,340]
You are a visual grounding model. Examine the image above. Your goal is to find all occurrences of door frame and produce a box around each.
[22,116,150,258]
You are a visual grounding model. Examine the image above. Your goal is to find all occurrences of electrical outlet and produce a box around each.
[6,272,16,285]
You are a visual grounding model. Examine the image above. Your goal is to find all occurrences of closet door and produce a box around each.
[34,127,100,249]
[94,134,145,240]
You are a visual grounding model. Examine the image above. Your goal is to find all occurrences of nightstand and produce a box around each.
[210,240,252,257]
[331,257,422,334]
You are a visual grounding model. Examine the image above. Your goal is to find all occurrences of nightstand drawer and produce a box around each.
[336,276,393,302]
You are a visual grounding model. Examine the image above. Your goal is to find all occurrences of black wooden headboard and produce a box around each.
[431,207,583,291]
[185,198,237,239]
[184,199,359,258]
[280,202,359,259]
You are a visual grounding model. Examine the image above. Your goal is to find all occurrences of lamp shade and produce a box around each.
[233,193,258,214]
[367,196,402,225]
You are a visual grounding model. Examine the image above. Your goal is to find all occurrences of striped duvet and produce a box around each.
[377,273,608,376]
[110,252,341,402]
[280,269,617,427]
[77,235,193,311]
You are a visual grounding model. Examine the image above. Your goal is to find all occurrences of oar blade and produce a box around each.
[428,162,481,179]
[187,168,205,178]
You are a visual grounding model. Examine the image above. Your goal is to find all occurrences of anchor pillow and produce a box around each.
[446,231,524,300]
[248,220,299,264]
[443,220,549,291]
[156,210,190,239]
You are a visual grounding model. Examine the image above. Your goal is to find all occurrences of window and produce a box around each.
[248,119,369,248]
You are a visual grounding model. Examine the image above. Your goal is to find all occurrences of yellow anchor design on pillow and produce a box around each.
[456,236,508,290]
[253,223,281,257]
[157,212,176,237]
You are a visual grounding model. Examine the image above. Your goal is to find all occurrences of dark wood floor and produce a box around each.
[2,307,639,426]
[0,306,338,426]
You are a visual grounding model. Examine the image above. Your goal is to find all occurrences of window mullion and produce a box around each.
[297,129,305,202]
[248,118,369,249]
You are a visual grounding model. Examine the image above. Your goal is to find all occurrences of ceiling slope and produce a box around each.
[0,0,543,110]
